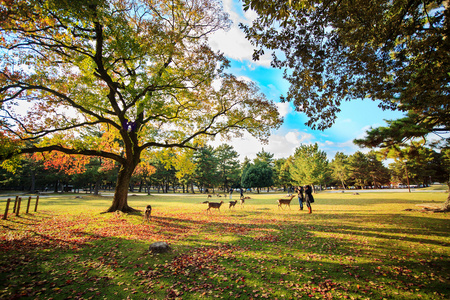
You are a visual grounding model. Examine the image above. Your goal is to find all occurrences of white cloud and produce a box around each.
[209,129,316,162]
[208,0,272,67]
[276,102,291,118]
[317,139,363,160]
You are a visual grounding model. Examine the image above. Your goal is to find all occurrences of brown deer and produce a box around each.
[143,205,152,222]
[239,196,245,208]
[204,201,224,213]
[277,195,296,210]
[229,200,238,209]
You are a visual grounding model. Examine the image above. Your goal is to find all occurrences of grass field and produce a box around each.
[1,191,449,299]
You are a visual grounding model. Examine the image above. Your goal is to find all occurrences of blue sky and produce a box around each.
[208,0,405,162]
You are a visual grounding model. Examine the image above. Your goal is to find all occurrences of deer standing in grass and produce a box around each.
[239,196,246,208]
[277,195,296,210]
[204,201,224,213]
[229,200,238,209]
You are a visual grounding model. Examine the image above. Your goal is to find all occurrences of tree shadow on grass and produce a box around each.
[1,208,449,299]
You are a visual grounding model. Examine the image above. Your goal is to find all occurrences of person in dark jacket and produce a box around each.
[296,186,304,210]
[304,185,314,214]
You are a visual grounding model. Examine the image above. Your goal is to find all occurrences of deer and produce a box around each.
[277,195,296,210]
[204,201,224,213]
[239,196,245,208]
[143,205,152,222]
[229,200,238,209]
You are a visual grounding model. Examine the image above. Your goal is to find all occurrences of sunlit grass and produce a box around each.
[1,191,449,299]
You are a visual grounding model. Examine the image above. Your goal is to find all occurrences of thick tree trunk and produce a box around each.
[404,163,411,193]
[30,170,36,193]
[106,164,138,213]
[443,182,450,211]
[93,180,100,196]
[146,182,151,195]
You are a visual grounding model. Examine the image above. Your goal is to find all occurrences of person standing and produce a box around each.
[297,186,304,210]
[229,187,233,199]
[304,185,314,214]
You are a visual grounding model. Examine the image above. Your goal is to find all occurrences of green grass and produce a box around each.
[419,184,448,191]
[1,191,449,299]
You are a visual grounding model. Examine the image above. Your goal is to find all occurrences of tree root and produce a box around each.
[103,205,141,214]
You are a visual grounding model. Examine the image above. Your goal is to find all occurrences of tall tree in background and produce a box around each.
[290,143,330,191]
[215,144,240,191]
[382,143,433,191]
[148,152,177,193]
[355,119,450,208]
[365,151,391,189]
[254,148,274,191]
[330,152,350,189]
[255,148,274,166]
[241,161,274,193]
[193,146,218,193]
[348,152,371,189]
[132,154,156,195]
[0,0,282,212]
[174,149,196,193]
[273,157,291,191]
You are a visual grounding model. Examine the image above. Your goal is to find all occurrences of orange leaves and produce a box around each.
[38,152,90,175]
[133,162,156,177]
[253,233,279,243]
[0,212,100,252]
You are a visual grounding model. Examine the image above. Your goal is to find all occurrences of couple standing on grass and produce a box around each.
[296,185,314,214]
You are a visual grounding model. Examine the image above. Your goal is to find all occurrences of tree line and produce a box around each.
[1,0,448,211]
[2,142,448,194]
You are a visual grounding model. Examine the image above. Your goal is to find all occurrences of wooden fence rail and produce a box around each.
[2,195,40,220]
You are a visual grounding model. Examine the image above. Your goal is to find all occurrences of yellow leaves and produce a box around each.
[173,149,197,180]
[98,129,122,154]
[0,156,22,174]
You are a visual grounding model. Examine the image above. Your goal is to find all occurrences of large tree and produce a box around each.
[243,0,449,208]
[0,0,282,212]
[193,145,218,193]
[330,152,350,189]
[289,143,330,190]
[273,157,292,192]
[215,144,240,191]
[241,161,274,193]
[241,0,449,131]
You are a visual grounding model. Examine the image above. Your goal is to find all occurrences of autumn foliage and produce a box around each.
[1,192,449,299]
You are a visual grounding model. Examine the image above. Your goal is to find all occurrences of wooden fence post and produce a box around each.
[16,197,22,216]
[13,195,18,213]
[2,198,11,220]
[34,195,39,212]
[26,196,32,214]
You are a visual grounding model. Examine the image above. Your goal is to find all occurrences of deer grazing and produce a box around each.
[204,201,224,213]
[277,195,296,210]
